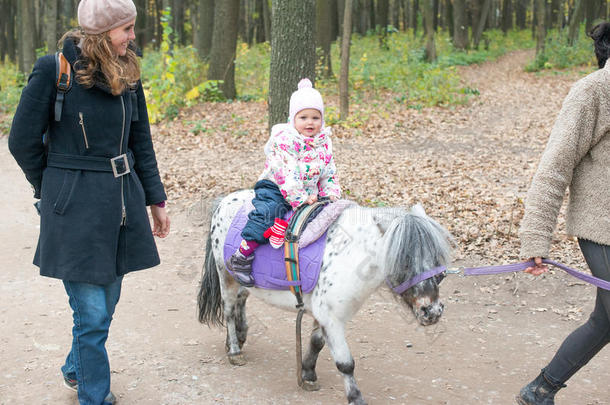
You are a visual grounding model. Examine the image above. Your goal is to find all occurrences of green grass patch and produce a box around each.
[0,61,25,131]
[525,27,596,72]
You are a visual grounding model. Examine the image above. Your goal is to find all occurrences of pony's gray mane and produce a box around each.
[381,204,452,282]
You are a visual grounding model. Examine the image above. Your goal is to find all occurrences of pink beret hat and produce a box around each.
[289,78,325,128]
[78,0,137,35]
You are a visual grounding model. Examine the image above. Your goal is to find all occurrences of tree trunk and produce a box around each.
[317,0,334,77]
[196,0,214,58]
[535,0,546,56]
[340,0,353,120]
[208,0,240,99]
[20,0,36,73]
[515,0,527,28]
[59,0,76,37]
[423,0,436,61]
[6,0,16,62]
[411,0,419,38]
[134,0,147,50]
[253,0,266,43]
[568,0,584,45]
[377,0,389,29]
[445,0,454,34]
[433,0,439,31]
[172,0,185,45]
[501,0,512,33]
[269,0,316,128]
[262,0,271,42]
[0,0,7,61]
[43,0,58,52]
[391,0,400,28]
[584,0,596,32]
[472,0,491,49]
[238,0,249,44]
[402,0,410,30]
[453,0,468,49]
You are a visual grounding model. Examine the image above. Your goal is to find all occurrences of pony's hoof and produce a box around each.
[300,380,320,391]
[228,353,247,366]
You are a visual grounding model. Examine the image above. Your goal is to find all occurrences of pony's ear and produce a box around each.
[409,203,427,217]
[372,208,402,235]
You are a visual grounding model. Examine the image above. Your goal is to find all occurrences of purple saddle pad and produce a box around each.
[223,204,327,292]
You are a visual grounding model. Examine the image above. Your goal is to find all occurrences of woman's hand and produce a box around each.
[150,205,170,238]
[524,257,548,276]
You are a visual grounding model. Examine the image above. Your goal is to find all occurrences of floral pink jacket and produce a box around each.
[259,123,341,209]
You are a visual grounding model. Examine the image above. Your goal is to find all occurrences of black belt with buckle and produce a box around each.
[47,151,134,178]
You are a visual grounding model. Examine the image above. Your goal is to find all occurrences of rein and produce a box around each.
[386,265,448,294]
[462,259,610,291]
[386,259,610,294]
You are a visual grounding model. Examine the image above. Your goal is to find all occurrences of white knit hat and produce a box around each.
[288,78,325,128]
[78,0,137,35]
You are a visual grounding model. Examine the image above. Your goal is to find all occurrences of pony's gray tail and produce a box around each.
[197,222,224,327]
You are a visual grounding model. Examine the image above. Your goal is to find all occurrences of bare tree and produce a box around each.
[535,0,547,56]
[269,0,316,127]
[423,0,436,61]
[20,0,36,73]
[501,0,513,33]
[208,0,240,98]
[262,0,271,42]
[472,0,491,49]
[317,0,334,78]
[515,0,527,28]
[568,0,584,45]
[453,0,468,49]
[195,0,214,58]
[340,0,353,119]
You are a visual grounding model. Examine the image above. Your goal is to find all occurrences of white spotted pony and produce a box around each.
[197,189,452,405]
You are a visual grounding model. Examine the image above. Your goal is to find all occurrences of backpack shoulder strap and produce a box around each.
[54,52,72,122]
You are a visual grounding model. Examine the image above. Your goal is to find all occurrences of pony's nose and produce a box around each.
[420,305,430,318]
[421,303,444,319]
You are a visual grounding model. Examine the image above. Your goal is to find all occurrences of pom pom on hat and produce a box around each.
[78,0,137,35]
[298,78,313,89]
[289,78,324,128]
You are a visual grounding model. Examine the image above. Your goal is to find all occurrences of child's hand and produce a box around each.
[306,194,318,205]
[330,196,339,202]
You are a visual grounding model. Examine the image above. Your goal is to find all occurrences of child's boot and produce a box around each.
[226,240,258,287]
[516,370,565,405]
[226,251,255,286]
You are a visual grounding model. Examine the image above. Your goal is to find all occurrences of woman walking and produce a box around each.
[516,22,610,404]
[9,1,170,404]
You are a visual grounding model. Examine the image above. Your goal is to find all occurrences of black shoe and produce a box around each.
[516,370,565,405]
[226,251,255,287]
[62,375,77,392]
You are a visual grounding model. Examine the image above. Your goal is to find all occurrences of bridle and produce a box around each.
[386,265,447,294]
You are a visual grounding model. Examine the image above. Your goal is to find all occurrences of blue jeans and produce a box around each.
[241,180,292,244]
[61,277,123,405]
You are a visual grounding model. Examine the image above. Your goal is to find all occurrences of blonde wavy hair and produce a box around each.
[60,29,140,96]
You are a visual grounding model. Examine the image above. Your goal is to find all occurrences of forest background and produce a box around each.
[0,0,606,132]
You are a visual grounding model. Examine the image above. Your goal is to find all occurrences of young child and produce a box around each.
[227,78,341,286]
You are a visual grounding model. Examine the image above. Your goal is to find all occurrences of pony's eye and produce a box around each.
[434,272,446,284]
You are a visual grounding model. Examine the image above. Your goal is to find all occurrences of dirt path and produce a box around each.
[1,50,608,404]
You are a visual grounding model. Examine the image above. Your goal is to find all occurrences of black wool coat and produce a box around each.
[9,38,167,285]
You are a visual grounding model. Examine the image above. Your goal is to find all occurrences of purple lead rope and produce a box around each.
[463,259,610,291]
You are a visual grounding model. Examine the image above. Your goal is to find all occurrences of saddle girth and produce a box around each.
[283,200,329,307]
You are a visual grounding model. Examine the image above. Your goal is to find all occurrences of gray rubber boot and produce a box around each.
[226,251,255,287]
